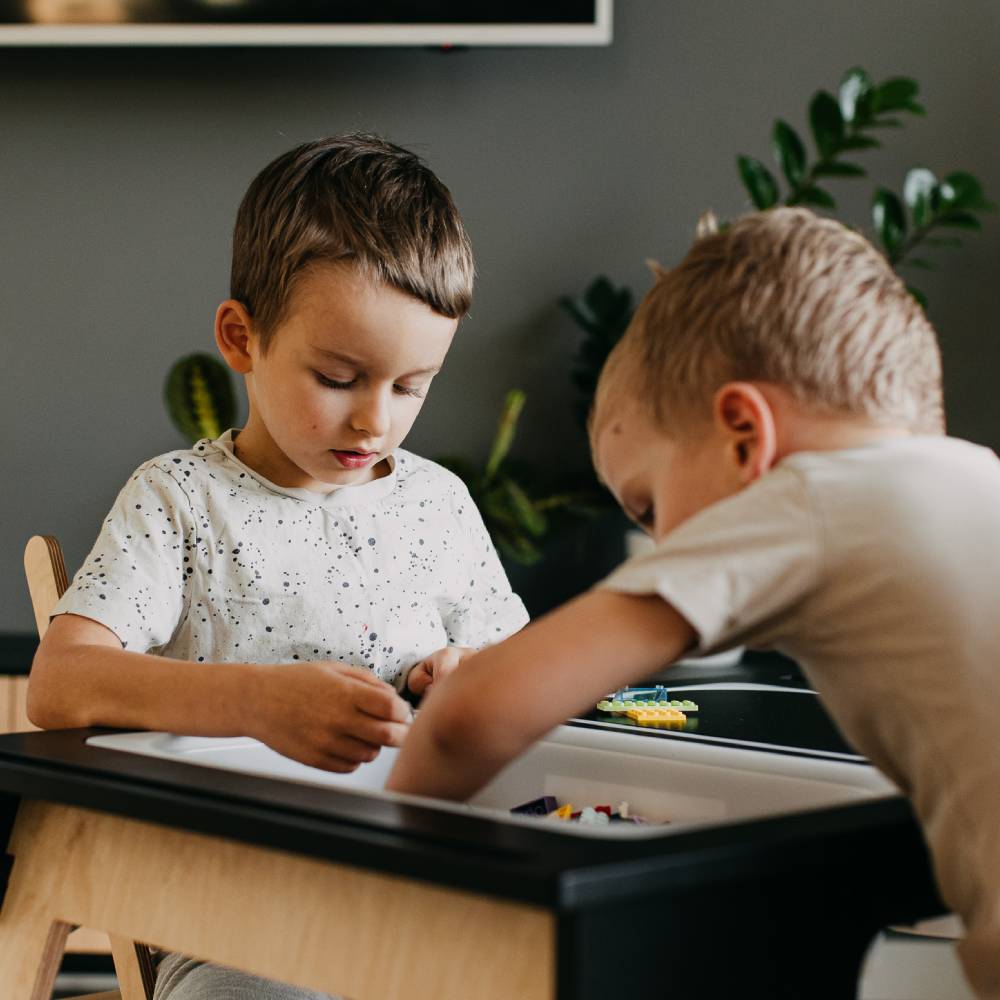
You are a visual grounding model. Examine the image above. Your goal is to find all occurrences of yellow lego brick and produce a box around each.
[626,707,687,728]
[547,804,574,820]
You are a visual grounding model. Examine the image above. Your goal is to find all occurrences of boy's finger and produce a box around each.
[407,664,432,695]
[325,733,383,764]
[353,682,412,722]
[315,750,375,774]
[352,717,410,749]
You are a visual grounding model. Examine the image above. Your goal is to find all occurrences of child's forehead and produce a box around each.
[276,263,457,367]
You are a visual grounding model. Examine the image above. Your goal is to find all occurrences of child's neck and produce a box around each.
[780,417,912,457]
[761,384,916,461]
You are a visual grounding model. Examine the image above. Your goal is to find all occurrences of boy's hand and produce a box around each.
[247,661,411,773]
[406,646,476,698]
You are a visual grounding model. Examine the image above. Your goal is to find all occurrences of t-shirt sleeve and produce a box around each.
[599,466,821,654]
[439,480,530,649]
[52,463,194,652]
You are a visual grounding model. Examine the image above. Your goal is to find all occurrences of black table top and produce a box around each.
[0,720,938,919]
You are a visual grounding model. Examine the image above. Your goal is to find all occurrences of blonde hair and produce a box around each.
[231,133,474,350]
[594,207,944,439]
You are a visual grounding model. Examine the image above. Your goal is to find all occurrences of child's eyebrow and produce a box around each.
[310,346,441,378]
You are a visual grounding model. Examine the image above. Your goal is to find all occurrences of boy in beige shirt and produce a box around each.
[390,207,1000,999]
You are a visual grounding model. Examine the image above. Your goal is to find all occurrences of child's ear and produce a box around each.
[214,300,257,375]
[713,382,778,483]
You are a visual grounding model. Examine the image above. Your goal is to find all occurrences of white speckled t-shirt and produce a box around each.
[54,431,529,687]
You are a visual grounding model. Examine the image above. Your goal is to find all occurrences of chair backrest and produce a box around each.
[23,535,69,640]
[21,539,157,999]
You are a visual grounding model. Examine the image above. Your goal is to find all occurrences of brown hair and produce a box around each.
[231,133,474,349]
[594,207,944,437]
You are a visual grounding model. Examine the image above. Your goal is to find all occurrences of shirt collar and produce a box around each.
[208,429,398,508]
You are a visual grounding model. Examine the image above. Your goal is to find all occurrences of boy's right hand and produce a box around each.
[245,661,411,772]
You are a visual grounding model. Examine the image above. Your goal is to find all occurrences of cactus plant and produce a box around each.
[164,352,237,444]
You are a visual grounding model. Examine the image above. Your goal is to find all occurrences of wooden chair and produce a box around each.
[22,536,157,1000]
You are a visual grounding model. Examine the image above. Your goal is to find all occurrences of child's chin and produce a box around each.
[315,457,383,488]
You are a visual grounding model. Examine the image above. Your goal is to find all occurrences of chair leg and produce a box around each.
[109,935,155,1000]
[0,911,71,1000]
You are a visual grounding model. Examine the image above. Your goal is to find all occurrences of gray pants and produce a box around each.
[154,952,339,1000]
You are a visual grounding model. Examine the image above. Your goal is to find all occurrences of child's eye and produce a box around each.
[314,372,355,390]
[394,384,425,399]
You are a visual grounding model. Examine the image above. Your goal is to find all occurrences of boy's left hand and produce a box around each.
[406,646,475,698]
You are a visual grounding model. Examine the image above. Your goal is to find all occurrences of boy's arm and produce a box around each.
[386,589,694,801]
[29,613,411,772]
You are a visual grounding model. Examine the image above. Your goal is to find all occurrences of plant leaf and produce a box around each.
[790,186,836,209]
[772,120,807,188]
[483,389,526,483]
[868,117,903,128]
[873,77,919,113]
[903,168,938,228]
[840,135,881,151]
[494,528,543,566]
[940,172,995,211]
[839,67,874,124]
[808,90,844,160]
[872,187,907,256]
[935,211,983,231]
[737,155,779,209]
[499,478,547,537]
[584,276,633,325]
[906,284,929,310]
[813,161,867,178]
[557,295,601,337]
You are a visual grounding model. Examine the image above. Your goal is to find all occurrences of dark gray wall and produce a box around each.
[2,0,999,631]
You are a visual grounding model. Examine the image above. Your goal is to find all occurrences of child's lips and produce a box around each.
[331,449,377,470]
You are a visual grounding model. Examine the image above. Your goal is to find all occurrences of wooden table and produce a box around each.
[0,677,943,1000]
[0,706,944,1000]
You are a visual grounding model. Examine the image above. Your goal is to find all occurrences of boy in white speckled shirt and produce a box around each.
[29,133,528,1000]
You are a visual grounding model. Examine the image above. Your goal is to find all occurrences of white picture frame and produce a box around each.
[0,0,612,46]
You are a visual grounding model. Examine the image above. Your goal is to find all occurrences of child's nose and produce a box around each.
[350,388,391,438]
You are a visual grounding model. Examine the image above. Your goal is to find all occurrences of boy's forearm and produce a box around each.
[387,589,695,800]
[29,641,259,736]
[386,662,523,800]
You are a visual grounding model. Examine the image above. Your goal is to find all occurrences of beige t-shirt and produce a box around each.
[601,435,1000,997]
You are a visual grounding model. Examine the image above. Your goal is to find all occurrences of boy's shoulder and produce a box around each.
[126,438,233,486]
[393,448,473,503]
[109,439,244,518]
[782,435,1000,500]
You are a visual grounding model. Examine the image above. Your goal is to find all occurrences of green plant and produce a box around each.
[736,67,995,306]
[562,67,993,420]
[558,277,634,429]
[436,389,600,565]
[165,353,237,443]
